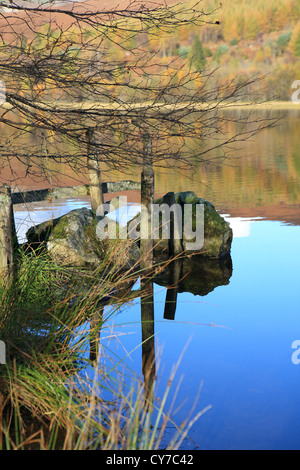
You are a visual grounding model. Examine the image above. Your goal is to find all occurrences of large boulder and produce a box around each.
[129,191,233,258]
[179,191,232,258]
[26,207,139,270]
[26,191,232,269]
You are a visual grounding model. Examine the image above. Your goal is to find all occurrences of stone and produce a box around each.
[26,207,139,270]
[25,191,233,269]
[130,191,233,258]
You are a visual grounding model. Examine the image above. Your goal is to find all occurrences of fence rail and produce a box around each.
[11,180,141,205]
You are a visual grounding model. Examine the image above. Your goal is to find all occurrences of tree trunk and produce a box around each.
[86,128,104,213]
[0,185,18,277]
[140,132,154,271]
[162,191,183,256]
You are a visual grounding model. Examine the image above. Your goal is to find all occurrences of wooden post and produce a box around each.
[163,259,182,320]
[139,133,155,402]
[140,132,154,271]
[141,278,156,403]
[89,307,103,364]
[162,192,183,256]
[0,185,18,277]
[86,128,104,213]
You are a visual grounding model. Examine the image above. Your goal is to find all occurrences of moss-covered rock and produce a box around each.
[26,191,232,269]
[152,191,233,258]
[26,208,139,270]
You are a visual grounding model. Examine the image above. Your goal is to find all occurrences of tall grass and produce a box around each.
[0,243,208,450]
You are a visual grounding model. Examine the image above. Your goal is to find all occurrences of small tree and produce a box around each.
[190,34,207,71]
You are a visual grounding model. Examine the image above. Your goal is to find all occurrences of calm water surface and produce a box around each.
[12,110,300,450]
[99,220,300,450]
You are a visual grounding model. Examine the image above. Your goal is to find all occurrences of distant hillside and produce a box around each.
[78,0,300,101]
[0,0,299,101]
[152,0,300,101]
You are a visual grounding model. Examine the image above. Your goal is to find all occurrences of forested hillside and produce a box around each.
[155,0,300,101]
[1,0,299,101]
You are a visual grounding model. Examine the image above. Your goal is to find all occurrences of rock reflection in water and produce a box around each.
[154,255,233,320]
[88,254,232,401]
[138,254,233,398]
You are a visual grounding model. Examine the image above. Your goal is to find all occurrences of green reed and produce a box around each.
[0,244,206,450]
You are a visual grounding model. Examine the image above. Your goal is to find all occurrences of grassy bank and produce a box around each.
[0,245,205,450]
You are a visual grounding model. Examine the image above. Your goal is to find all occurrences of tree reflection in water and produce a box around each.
[88,253,232,399]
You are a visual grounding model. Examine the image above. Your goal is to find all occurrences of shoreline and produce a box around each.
[1,100,300,112]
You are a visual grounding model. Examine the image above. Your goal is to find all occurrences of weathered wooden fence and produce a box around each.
[10,180,141,205]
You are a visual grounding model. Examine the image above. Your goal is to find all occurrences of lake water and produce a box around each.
[11,109,300,450]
